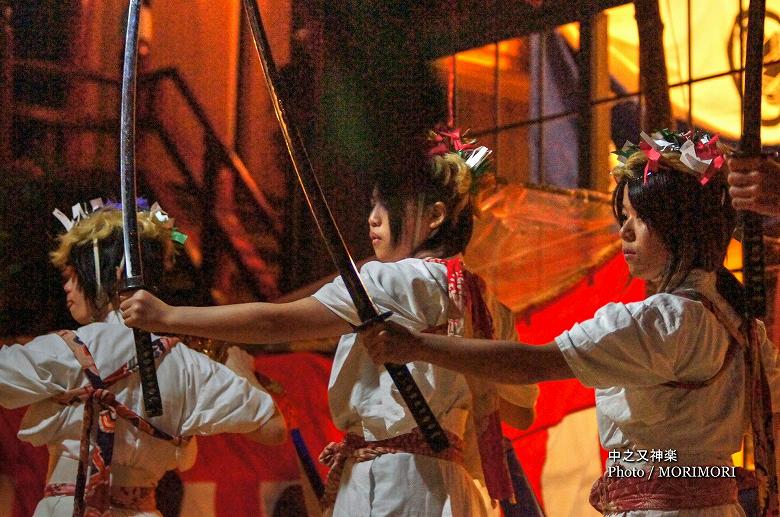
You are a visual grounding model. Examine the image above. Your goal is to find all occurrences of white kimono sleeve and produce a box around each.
[175,345,278,436]
[0,334,80,409]
[554,295,719,388]
[311,259,448,330]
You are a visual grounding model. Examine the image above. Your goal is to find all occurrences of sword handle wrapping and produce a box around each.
[123,278,163,417]
[132,327,163,417]
[730,152,769,319]
[742,211,767,318]
[385,363,450,452]
[356,312,450,451]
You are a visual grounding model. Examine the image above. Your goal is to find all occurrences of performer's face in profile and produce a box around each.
[368,190,417,262]
[619,189,670,281]
[62,266,94,325]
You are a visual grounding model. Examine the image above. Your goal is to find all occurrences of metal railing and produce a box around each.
[3,17,278,299]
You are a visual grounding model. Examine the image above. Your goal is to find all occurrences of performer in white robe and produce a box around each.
[314,258,537,516]
[121,129,540,516]
[556,268,778,517]
[360,131,780,516]
[0,204,286,517]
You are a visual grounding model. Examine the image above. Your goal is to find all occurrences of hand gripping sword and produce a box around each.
[738,0,768,319]
[241,0,449,452]
[120,0,163,417]
[738,7,778,517]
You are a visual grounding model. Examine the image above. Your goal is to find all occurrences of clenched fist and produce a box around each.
[727,155,780,216]
[225,347,259,381]
[119,289,172,333]
[358,320,419,365]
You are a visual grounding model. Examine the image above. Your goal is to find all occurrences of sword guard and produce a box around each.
[354,311,393,332]
[121,275,146,293]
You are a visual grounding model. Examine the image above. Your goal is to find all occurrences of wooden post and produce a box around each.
[577,8,611,192]
[635,0,672,130]
[577,10,595,189]
[590,11,611,192]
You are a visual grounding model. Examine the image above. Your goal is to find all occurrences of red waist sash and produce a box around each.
[318,427,465,509]
[589,467,738,513]
[45,483,157,513]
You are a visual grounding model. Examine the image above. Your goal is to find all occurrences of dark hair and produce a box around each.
[69,228,165,310]
[373,151,475,259]
[611,152,741,311]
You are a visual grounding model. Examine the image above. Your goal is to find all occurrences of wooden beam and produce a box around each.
[409,0,633,60]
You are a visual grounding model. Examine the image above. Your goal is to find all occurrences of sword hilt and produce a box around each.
[122,278,163,417]
[730,151,769,319]
[385,364,450,452]
[356,311,450,452]
[742,211,767,318]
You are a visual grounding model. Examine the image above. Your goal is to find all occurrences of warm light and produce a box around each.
[434,40,522,72]
[605,1,780,144]
[725,238,743,284]
[732,448,746,469]
[607,142,618,193]
[557,22,579,50]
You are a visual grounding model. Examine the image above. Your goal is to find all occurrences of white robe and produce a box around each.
[556,270,780,517]
[0,311,277,517]
[312,258,539,517]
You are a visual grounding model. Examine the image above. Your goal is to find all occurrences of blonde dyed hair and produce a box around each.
[50,208,175,270]
[612,151,697,184]
[429,152,472,222]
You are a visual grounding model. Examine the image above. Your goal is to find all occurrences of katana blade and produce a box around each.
[738,0,767,318]
[121,0,162,417]
[241,0,449,451]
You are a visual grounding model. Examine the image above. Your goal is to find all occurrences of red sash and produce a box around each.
[426,257,515,503]
[589,469,737,512]
[318,427,465,509]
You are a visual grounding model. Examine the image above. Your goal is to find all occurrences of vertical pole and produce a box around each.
[635,0,672,130]
[201,134,219,291]
[577,13,594,189]
[590,11,611,192]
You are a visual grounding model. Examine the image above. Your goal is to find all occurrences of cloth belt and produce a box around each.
[318,427,465,509]
[589,468,737,513]
[44,483,157,513]
[52,330,183,517]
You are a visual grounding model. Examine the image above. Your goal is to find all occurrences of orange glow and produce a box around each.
[446,40,523,71]
[557,22,579,50]
[454,39,521,71]
[605,1,780,144]
[725,238,744,283]
[439,2,780,145]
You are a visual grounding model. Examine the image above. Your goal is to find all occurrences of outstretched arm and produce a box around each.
[120,290,351,344]
[360,320,573,385]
